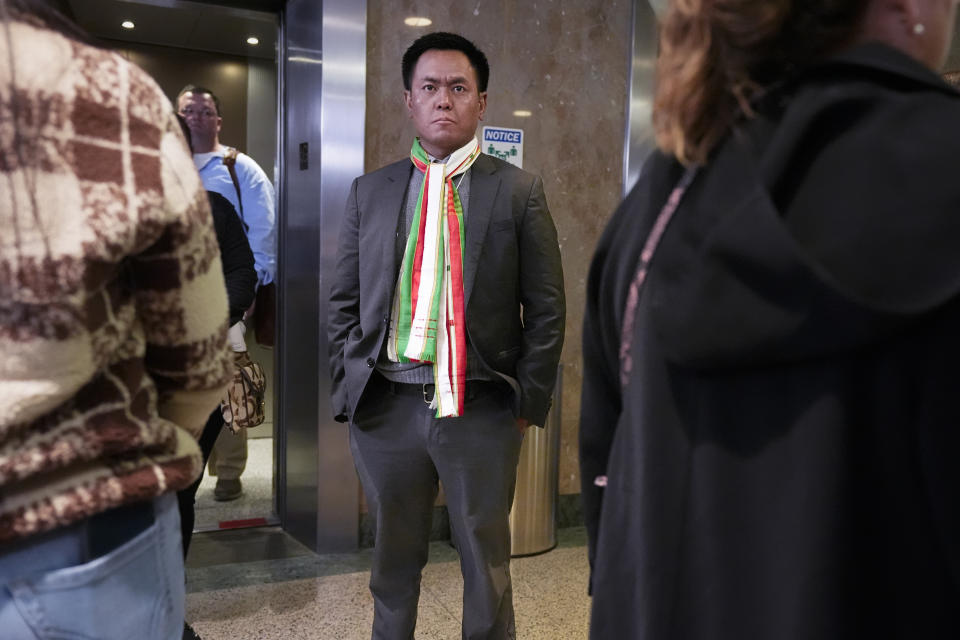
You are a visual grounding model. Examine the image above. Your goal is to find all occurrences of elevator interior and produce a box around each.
[66,0,366,555]
[68,0,282,533]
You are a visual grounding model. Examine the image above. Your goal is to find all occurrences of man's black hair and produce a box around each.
[176,84,221,116]
[401,32,489,92]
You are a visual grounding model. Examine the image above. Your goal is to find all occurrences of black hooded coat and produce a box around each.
[581,43,960,639]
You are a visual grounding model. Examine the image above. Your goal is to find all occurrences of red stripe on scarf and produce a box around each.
[449,153,472,176]
[444,178,468,415]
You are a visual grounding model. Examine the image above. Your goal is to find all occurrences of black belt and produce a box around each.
[385,379,506,405]
[84,500,156,560]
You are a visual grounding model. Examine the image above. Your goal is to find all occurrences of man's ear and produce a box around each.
[403,90,413,114]
[478,92,487,121]
[216,116,222,133]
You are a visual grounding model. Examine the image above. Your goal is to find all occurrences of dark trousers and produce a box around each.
[176,409,225,558]
[349,374,524,640]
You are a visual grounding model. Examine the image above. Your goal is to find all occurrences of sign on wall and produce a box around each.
[482,126,523,168]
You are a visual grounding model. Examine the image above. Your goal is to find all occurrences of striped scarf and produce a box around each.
[387,137,481,417]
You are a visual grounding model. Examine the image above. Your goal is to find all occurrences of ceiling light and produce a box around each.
[404,17,432,27]
[121,20,135,29]
[247,37,260,45]
[513,110,533,117]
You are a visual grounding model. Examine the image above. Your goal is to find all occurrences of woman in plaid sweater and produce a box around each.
[0,1,233,637]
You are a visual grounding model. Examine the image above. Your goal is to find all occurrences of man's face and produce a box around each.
[177,92,221,148]
[404,49,486,158]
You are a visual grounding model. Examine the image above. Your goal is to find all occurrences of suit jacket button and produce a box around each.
[366,358,375,367]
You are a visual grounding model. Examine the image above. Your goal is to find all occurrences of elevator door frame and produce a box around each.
[623,0,660,195]
[276,0,365,553]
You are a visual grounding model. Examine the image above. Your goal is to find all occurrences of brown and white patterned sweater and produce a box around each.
[0,17,232,545]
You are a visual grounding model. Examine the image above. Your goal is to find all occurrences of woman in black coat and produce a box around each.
[208,191,259,332]
[580,1,960,638]
[176,190,256,556]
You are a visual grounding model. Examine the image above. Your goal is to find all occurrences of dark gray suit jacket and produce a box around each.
[329,153,565,426]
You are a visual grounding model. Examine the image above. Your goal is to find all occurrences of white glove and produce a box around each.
[228,321,247,353]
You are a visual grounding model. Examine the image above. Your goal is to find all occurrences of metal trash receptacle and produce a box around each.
[509,366,562,557]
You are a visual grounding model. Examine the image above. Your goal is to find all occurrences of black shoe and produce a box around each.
[183,622,202,640]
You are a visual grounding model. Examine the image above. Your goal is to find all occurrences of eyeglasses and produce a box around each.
[179,107,217,119]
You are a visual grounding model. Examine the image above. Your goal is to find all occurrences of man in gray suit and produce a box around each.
[329,32,565,640]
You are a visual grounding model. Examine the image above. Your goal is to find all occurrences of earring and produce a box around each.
[914,22,925,35]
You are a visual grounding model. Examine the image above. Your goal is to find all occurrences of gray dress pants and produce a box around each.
[349,373,524,640]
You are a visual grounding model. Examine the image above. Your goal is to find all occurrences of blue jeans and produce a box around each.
[0,494,184,640]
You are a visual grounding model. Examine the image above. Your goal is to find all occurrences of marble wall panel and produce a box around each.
[366,0,632,497]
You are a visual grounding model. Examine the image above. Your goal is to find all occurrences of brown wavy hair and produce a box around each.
[654,0,870,165]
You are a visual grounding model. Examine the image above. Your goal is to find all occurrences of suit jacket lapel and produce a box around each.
[374,160,413,281]
[463,154,501,304]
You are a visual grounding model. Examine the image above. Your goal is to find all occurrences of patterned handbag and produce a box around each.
[221,351,266,433]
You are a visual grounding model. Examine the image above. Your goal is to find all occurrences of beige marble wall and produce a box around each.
[366,0,632,496]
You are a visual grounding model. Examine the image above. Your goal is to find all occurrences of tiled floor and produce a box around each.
[185,526,591,639]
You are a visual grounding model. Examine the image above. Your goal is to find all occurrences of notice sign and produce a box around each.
[482,126,523,168]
